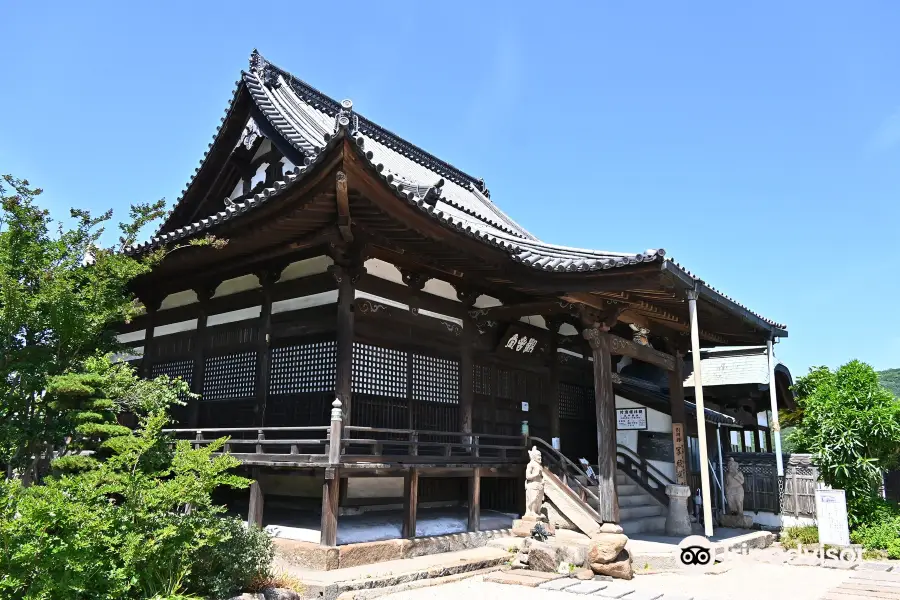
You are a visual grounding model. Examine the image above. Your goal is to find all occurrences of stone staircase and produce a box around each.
[615,469,667,534]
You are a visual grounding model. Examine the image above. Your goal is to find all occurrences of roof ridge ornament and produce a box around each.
[333,99,359,136]
[250,49,281,89]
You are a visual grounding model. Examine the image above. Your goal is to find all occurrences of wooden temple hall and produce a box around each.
[117,51,790,545]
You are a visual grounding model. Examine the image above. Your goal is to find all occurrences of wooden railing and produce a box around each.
[163,400,528,465]
[616,444,672,507]
[529,436,604,516]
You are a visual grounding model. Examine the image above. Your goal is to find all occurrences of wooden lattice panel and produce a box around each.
[269,341,336,394]
[151,359,194,400]
[203,351,258,400]
[352,343,407,398]
[473,364,492,395]
[559,382,593,420]
[412,354,459,403]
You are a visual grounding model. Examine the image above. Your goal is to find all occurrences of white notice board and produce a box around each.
[815,489,850,546]
[616,408,648,430]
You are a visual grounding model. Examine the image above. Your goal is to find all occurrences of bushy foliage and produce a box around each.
[0,410,272,600]
[780,525,819,550]
[787,360,900,527]
[878,368,900,397]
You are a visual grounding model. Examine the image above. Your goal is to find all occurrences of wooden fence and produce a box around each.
[727,453,818,516]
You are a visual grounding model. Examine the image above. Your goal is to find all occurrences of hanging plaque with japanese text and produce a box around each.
[616,407,648,430]
[672,423,687,485]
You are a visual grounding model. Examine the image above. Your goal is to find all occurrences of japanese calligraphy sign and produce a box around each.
[672,423,687,485]
[616,407,648,430]
[496,324,546,357]
[816,489,850,546]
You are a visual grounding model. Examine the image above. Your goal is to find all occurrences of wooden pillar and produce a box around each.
[687,289,714,537]
[331,259,364,426]
[248,467,264,527]
[546,319,561,444]
[188,286,214,428]
[766,340,785,475]
[583,328,619,524]
[740,429,748,452]
[140,298,161,379]
[668,352,688,485]
[456,288,477,438]
[255,269,279,426]
[468,468,481,532]
[320,467,340,546]
[402,468,419,539]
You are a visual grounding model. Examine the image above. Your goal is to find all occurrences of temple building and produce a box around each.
[117,50,790,547]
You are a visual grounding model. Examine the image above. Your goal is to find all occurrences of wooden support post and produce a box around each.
[248,468,264,528]
[468,467,481,532]
[402,469,419,539]
[457,288,477,441]
[140,298,161,379]
[188,286,214,428]
[583,327,620,524]
[255,269,279,426]
[328,399,344,464]
[687,289,714,537]
[547,319,561,444]
[740,429,747,452]
[331,259,364,427]
[320,467,340,546]
[767,340,785,476]
[668,352,688,486]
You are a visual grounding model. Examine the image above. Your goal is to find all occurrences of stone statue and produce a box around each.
[524,446,545,519]
[724,457,745,515]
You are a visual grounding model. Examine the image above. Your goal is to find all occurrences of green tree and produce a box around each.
[0,174,222,482]
[788,360,900,525]
[878,368,900,397]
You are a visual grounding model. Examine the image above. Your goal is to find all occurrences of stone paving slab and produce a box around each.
[482,572,546,588]
[857,562,895,572]
[511,569,564,581]
[821,569,900,599]
[565,580,608,594]
[622,592,662,600]
[538,578,581,591]
[595,581,636,597]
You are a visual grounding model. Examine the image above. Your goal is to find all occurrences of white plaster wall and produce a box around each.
[364,258,404,285]
[520,315,548,330]
[346,477,404,500]
[213,274,261,298]
[474,295,502,308]
[116,330,146,344]
[355,290,408,311]
[422,278,459,302]
[160,289,199,310]
[280,256,333,281]
[615,395,676,481]
[558,324,579,336]
[154,319,198,337]
[749,510,816,529]
[251,138,271,161]
[272,290,338,314]
[207,306,262,326]
[418,308,462,326]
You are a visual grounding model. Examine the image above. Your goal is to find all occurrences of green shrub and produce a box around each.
[850,516,900,552]
[185,519,274,598]
[781,525,819,550]
[888,539,900,560]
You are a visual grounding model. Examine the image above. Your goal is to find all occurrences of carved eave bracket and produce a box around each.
[400,268,429,291]
[335,171,353,243]
[467,307,499,336]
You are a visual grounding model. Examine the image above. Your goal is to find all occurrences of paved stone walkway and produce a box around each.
[821,565,900,599]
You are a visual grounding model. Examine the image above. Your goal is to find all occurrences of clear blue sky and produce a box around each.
[2,1,898,377]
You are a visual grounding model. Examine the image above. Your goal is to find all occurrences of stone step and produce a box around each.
[617,483,640,496]
[619,504,666,521]
[621,514,667,535]
[618,493,658,507]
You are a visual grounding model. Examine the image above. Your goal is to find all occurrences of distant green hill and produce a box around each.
[878,368,900,397]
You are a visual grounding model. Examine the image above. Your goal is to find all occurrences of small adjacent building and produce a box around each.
[117,51,790,544]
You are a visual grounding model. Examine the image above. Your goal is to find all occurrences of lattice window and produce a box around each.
[352,343,407,397]
[151,359,194,400]
[495,368,514,399]
[473,364,492,395]
[559,382,591,420]
[203,352,258,400]
[269,341,336,394]
[412,354,459,403]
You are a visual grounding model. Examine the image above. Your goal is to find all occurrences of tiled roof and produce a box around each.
[683,346,792,387]
[616,375,738,426]
[127,50,786,334]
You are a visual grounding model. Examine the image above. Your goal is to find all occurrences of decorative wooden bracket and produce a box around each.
[336,171,353,243]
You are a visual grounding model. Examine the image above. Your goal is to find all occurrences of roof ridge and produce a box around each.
[257,51,487,192]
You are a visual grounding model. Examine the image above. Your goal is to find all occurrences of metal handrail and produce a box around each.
[615,444,674,486]
[529,436,604,510]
